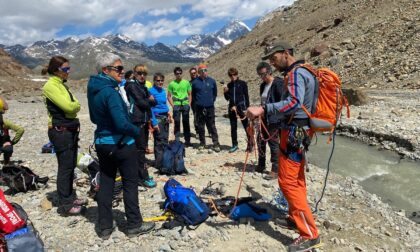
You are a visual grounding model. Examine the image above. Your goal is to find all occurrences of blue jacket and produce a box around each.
[265,60,316,121]
[87,73,139,144]
[191,76,217,107]
[149,85,170,126]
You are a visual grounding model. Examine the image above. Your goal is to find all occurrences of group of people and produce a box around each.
[0,40,321,252]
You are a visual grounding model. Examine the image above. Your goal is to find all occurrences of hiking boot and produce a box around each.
[98,228,113,240]
[213,145,221,153]
[288,236,321,252]
[263,171,277,180]
[73,198,89,206]
[97,222,117,240]
[198,145,205,151]
[185,141,193,147]
[126,222,155,238]
[228,145,238,153]
[139,177,156,188]
[58,205,86,217]
[275,217,297,230]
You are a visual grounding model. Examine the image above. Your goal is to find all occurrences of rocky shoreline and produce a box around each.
[338,89,420,160]
[0,92,418,251]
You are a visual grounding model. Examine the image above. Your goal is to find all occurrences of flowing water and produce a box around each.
[307,134,420,213]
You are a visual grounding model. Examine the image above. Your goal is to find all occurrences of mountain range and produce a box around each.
[0,20,250,79]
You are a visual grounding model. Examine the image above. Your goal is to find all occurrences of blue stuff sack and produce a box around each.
[163,179,209,226]
[230,202,271,221]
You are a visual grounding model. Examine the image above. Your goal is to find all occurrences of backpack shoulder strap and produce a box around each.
[283,65,313,119]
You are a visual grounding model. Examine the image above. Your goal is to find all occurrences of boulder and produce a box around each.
[342,88,368,106]
[311,43,329,57]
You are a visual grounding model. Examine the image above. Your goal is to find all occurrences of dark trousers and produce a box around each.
[48,129,79,209]
[196,106,219,146]
[95,143,142,231]
[228,109,249,147]
[153,116,169,170]
[257,121,279,172]
[0,145,13,164]
[134,123,150,180]
[173,105,191,143]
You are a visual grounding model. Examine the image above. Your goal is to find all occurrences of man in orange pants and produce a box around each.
[247,41,320,252]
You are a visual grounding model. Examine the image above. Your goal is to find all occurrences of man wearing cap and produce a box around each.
[168,67,192,146]
[247,41,320,252]
[191,64,220,152]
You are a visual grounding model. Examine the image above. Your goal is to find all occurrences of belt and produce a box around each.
[290,118,310,127]
[48,125,79,132]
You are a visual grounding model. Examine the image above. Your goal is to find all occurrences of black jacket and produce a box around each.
[224,79,250,110]
[125,79,156,124]
[259,76,285,126]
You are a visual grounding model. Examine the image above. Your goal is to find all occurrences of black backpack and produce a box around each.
[1,165,49,193]
[161,140,188,175]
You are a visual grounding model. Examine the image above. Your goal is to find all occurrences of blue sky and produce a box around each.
[0,0,295,46]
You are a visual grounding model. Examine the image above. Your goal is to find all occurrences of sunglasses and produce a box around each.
[190,71,197,74]
[155,79,164,82]
[136,71,147,76]
[199,68,208,73]
[175,72,182,75]
[258,72,268,78]
[59,67,71,74]
[107,65,124,73]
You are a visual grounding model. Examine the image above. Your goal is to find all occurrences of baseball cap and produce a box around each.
[261,41,293,60]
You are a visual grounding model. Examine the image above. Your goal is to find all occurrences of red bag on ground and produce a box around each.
[0,189,25,234]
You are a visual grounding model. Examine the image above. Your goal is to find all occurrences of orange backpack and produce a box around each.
[287,64,350,135]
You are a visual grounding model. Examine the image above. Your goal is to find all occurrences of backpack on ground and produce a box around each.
[1,165,49,193]
[0,202,44,252]
[287,64,350,135]
[161,140,188,175]
[41,142,55,154]
[163,179,209,226]
[77,153,122,205]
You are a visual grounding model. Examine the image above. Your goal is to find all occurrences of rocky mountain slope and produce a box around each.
[0,48,31,77]
[204,0,419,97]
[1,20,250,79]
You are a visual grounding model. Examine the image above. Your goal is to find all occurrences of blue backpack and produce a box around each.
[163,179,209,226]
[161,140,187,175]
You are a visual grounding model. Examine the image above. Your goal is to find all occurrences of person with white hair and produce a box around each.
[87,52,155,240]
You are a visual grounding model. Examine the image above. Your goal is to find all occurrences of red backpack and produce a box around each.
[286,64,350,137]
[0,189,25,234]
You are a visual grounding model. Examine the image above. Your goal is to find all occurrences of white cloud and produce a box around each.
[149,7,180,16]
[0,0,295,45]
[118,17,210,41]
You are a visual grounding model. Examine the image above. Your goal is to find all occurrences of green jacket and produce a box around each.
[42,76,80,127]
[1,119,25,145]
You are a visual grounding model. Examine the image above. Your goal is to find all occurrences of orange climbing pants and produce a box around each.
[278,128,319,239]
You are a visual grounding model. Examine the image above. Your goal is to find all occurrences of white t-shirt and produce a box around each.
[261,81,273,106]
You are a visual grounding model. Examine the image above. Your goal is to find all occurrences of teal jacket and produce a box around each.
[87,73,139,144]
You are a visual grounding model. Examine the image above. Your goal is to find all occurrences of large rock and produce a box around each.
[311,43,329,57]
[342,88,368,106]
